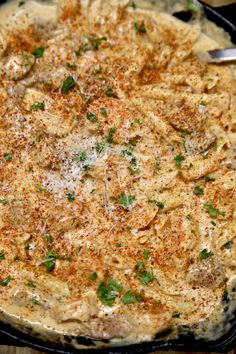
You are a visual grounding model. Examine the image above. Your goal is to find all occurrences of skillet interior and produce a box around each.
[0,0,235,352]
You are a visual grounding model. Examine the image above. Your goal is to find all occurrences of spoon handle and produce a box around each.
[208,47,236,62]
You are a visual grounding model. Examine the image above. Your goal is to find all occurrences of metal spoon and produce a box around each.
[197,47,236,63]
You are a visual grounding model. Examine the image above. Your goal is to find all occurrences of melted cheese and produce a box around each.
[0,0,235,349]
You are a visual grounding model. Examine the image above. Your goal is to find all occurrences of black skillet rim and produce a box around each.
[0,0,235,352]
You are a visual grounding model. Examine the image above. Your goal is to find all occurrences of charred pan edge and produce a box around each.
[0,0,235,352]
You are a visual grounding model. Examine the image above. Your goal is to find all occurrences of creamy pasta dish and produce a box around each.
[0,0,235,349]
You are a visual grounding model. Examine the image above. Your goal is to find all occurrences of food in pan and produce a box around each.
[0,0,235,349]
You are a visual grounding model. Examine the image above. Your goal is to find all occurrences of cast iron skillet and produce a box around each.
[0,0,235,352]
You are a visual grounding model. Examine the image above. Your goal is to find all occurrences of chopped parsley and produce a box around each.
[121,290,137,304]
[18,1,25,6]
[222,289,229,301]
[0,253,5,261]
[0,199,9,205]
[66,63,77,70]
[185,0,199,13]
[3,153,12,161]
[148,199,164,209]
[174,153,184,167]
[32,297,40,305]
[35,134,41,142]
[100,107,108,116]
[32,46,45,58]
[31,101,45,111]
[210,221,216,226]
[87,36,107,50]
[139,271,155,285]
[88,272,98,281]
[44,235,53,243]
[61,76,76,94]
[199,249,213,261]
[223,241,232,249]
[97,278,123,306]
[75,43,88,56]
[194,186,204,195]
[200,100,207,106]
[116,243,122,248]
[130,1,137,9]
[34,184,46,192]
[0,275,12,287]
[96,142,105,154]
[41,251,70,272]
[27,280,36,288]
[121,148,133,157]
[87,112,97,122]
[106,127,117,143]
[134,21,147,33]
[135,262,155,285]
[76,152,87,162]
[76,246,82,254]
[128,157,141,175]
[173,312,181,318]
[67,193,75,202]
[203,204,225,217]
[105,88,114,97]
[204,175,215,183]
[116,193,135,209]
[135,261,145,271]
[143,249,150,260]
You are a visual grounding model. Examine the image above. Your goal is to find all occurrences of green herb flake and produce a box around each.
[0,253,5,261]
[0,199,9,205]
[76,246,82,254]
[135,261,145,271]
[194,186,204,195]
[87,112,97,123]
[3,153,12,161]
[75,43,88,56]
[0,275,12,287]
[130,1,137,9]
[203,203,225,217]
[121,290,136,304]
[44,235,53,243]
[185,0,199,12]
[143,249,149,260]
[106,127,117,143]
[139,271,155,285]
[204,175,215,183]
[105,88,114,97]
[35,134,41,142]
[89,272,98,281]
[31,101,45,111]
[210,220,216,226]
[76,152,87,162]
[32,297,40,305]
[173,312,181,318]
[223,241,232,249]
[100,107,108,116]
[121,148,133,157]
[61,76,76,94]
[199,248,213,261]
[116,193,135,209]
[34,184,46,193]
[41,251,62,272]
[222,289,229,301]
[87,36,107,50]
[97,278,123,306]
[174,153,184,167]
[134,21,147,33]
[202,152,209,159]
[18,1,25,6]
[96,142,105,154]
[27,280,36,288]
[32,46,45,58]
[148,199,164,209]
[116,243,122,248]
[66,63,77,70]
[67,193,75,202]
[200,100,207,106]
